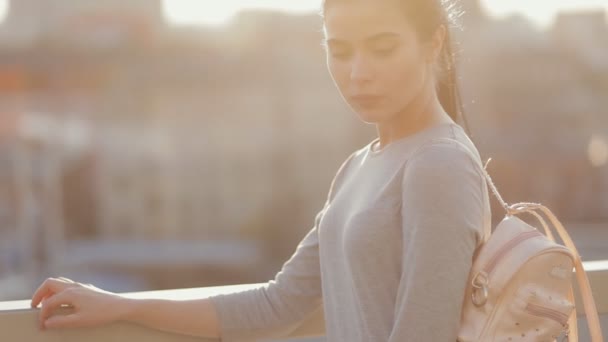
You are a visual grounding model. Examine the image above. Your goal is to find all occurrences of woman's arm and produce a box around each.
[30,278,221,338]
[120,296,222,338]
[32,216,325,341]
[31,221,323,341]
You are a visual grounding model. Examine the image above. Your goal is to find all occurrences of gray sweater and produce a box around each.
[208,122,492,341]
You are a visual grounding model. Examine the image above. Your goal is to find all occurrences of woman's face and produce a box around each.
[323,1,436,124]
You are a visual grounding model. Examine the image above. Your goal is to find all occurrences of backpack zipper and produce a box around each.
[483,230,543,276]
[524,302,570,326]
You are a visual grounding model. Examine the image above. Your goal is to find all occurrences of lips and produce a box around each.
[350,94,382,107]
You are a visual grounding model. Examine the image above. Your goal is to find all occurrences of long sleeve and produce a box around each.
[208,206,326,342]
[388,142,486,341]
[207,151,355,342]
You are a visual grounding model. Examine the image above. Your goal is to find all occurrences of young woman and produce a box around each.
[30,0,491,340]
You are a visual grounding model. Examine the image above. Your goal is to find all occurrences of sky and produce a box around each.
[161,0,608,28]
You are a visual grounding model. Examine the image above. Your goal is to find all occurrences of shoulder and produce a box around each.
[332,143,369,183]
[406,138,482,176]
[402,138,485,194]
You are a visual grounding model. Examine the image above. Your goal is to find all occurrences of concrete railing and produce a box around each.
[1,260,607,341]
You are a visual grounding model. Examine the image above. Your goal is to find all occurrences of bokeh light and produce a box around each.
[588,134,608,167]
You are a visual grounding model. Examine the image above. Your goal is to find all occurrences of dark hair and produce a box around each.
[321,0,472,138]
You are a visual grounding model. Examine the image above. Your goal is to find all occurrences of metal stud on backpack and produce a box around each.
[417,137,604,342]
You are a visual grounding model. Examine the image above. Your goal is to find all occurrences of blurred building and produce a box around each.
[0,0,163,48]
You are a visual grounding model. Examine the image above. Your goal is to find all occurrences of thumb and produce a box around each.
[44,313,81,329]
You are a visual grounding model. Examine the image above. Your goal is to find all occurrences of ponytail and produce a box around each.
[436,24,472,138]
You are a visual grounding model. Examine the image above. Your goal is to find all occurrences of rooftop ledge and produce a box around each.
[1,260,607,341]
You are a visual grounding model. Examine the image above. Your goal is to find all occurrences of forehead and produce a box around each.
[323,0,417,42]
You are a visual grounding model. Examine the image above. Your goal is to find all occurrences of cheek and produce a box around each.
[383,50,426,95]
[327,59,350,92]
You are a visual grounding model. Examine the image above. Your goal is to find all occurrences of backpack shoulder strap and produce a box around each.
[517,204,603,342]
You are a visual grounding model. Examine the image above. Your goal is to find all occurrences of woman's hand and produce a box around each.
[30,277,132,330]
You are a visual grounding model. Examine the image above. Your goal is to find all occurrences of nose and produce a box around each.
[350,53,373,84]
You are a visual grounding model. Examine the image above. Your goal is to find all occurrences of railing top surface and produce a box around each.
[1,260,607,311]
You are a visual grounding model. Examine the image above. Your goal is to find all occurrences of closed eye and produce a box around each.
[369,40,398,57]
[331,50,352,60]
[326,44,353,60]
[373,47,396,57]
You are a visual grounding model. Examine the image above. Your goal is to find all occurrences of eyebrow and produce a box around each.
[325,32,401,46]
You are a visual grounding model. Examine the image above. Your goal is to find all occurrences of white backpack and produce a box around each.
[424,138,603,341]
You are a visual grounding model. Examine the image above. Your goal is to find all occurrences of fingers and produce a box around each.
[44,313,81,329]
[31,277,77,308]
[39,290,76,326]
[31,279,53,308]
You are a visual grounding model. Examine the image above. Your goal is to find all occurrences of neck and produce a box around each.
[375,82,453,149]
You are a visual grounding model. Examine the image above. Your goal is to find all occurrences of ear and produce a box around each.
[426,24,447,64]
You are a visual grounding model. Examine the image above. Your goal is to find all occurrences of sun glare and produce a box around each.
[480,0,608,28]
[161,0,608,28]
[0,0,8,23]
[162,0,323,26]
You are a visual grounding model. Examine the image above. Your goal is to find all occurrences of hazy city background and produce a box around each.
[0,0,607,301]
